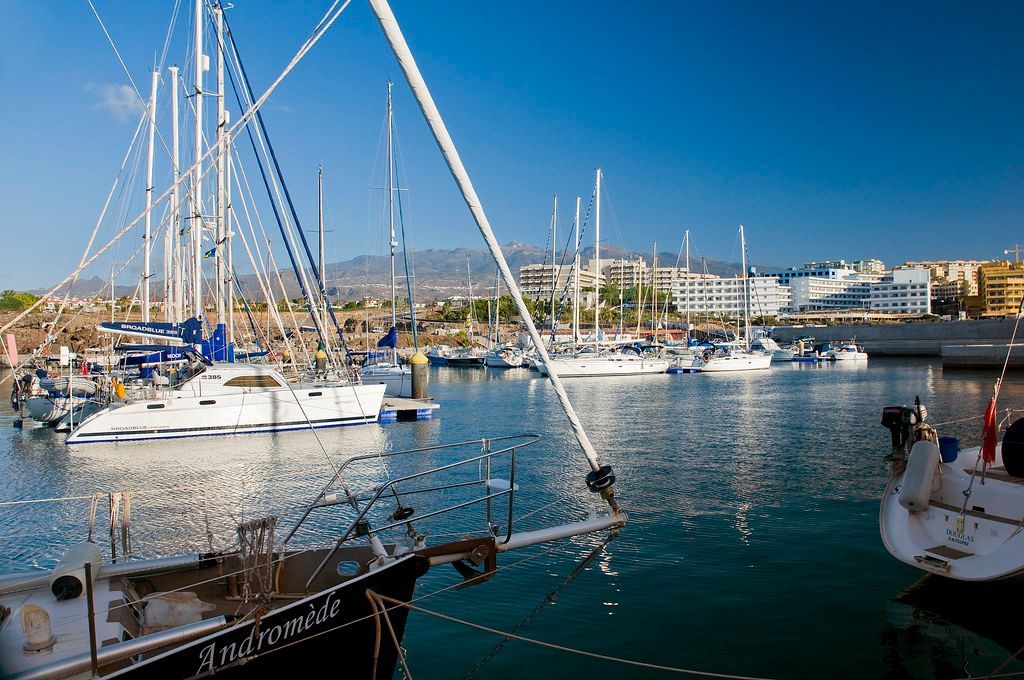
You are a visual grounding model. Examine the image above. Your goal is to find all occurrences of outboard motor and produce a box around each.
[881,399,928,474]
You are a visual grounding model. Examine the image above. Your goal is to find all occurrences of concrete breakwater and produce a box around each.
[770,318,1018,358]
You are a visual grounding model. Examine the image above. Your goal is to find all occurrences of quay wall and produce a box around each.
[770,318,1018,357]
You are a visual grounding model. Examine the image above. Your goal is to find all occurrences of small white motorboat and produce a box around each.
[828,342,868,361]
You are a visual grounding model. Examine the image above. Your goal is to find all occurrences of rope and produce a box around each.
[465,533,613,677]
[369,591,414,679]
[377,594,775,679]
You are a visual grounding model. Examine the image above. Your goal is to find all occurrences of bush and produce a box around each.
[0,290,40,311]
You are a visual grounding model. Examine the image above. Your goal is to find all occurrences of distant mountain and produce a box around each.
[35,243,779,302]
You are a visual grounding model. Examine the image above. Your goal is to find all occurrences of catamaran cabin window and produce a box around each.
[224,375,284,388]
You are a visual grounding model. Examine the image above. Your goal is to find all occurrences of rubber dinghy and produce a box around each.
[879,401,1024,581]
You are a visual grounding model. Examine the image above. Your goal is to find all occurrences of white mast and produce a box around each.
[386,80,398,344]
[169,66,182,323]
[684,229,690,343]
[550,194,557,332]
[466,255,474,339]
[317,164,327,331]
[225,110,234,345]
[594,167,601,347]
[740,224,749,347]
[191,0,205,320]
[215,4,226,329]
[142,69,159,323]
[369,0,618,501]
[573,195,580,346]
[317,166,325,288]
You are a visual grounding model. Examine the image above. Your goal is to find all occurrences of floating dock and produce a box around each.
[380,397,440,422]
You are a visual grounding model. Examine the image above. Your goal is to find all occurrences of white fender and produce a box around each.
[899,440,941,512]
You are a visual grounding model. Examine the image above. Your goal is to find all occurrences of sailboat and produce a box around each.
[446,256,486,366]
[695,225,771,373]
[537,169,668,378]
[485,274,524,367]
[359,81,414,396]
[0,2,626,676]
[59,0,387,443]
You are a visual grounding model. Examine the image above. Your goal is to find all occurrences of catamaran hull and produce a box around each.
[105,555,424,679]
[66,384,386,444]
[880,443,1024,581]
[537,356,669,377]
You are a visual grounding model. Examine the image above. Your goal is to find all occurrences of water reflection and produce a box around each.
[881,576,1024,678]
[3,359,1024,677]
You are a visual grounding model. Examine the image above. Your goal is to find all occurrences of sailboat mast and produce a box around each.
[387,81,398,335]
[143,69,158,323]
[573,195,580,345]
[550,194,557,333]
[191,0,204,320]
[370,0,618,501]
[169,66,182,323]
[466,255,474,340]
[317,165,325,317]
[651,242,657,335]
[740,224,749,346]
[215,4,227,330]
[684,229,690,343]
[594,167,601,347]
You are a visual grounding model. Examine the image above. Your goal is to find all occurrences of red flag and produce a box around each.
[982,396,998,465]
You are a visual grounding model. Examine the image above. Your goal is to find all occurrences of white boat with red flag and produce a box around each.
[880,311,1024,581]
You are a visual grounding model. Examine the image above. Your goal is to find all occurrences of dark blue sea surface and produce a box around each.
[2,358,1023,678]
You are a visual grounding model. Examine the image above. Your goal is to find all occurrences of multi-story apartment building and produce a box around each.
[788,276,873,311]
[853,259,886,275]
[966,261,1024,317]
[518,263,603,303]
[901,260,985,296]
[672,276,792,318]
[869,268,931,315]
[601,259,649,290]
[762,262,860,287]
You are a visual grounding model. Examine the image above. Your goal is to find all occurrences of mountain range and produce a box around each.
[37,242,778,302]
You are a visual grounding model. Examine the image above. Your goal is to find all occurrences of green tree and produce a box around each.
[0,290,40,311]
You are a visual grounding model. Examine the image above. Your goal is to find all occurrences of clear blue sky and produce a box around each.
[2,1,1023,289]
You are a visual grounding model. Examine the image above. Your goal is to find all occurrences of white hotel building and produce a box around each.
[672,276,792,318]
[518,263,603,301]
[869,268,931,314]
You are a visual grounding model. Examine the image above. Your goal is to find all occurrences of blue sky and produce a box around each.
[2,1,1023,289]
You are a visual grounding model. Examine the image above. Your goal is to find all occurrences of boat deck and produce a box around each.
[966,465,1024,485]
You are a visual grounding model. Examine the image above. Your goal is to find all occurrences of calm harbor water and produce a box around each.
[2,358,1024,678]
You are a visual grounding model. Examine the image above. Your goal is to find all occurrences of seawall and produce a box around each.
[770,318,1018,357]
